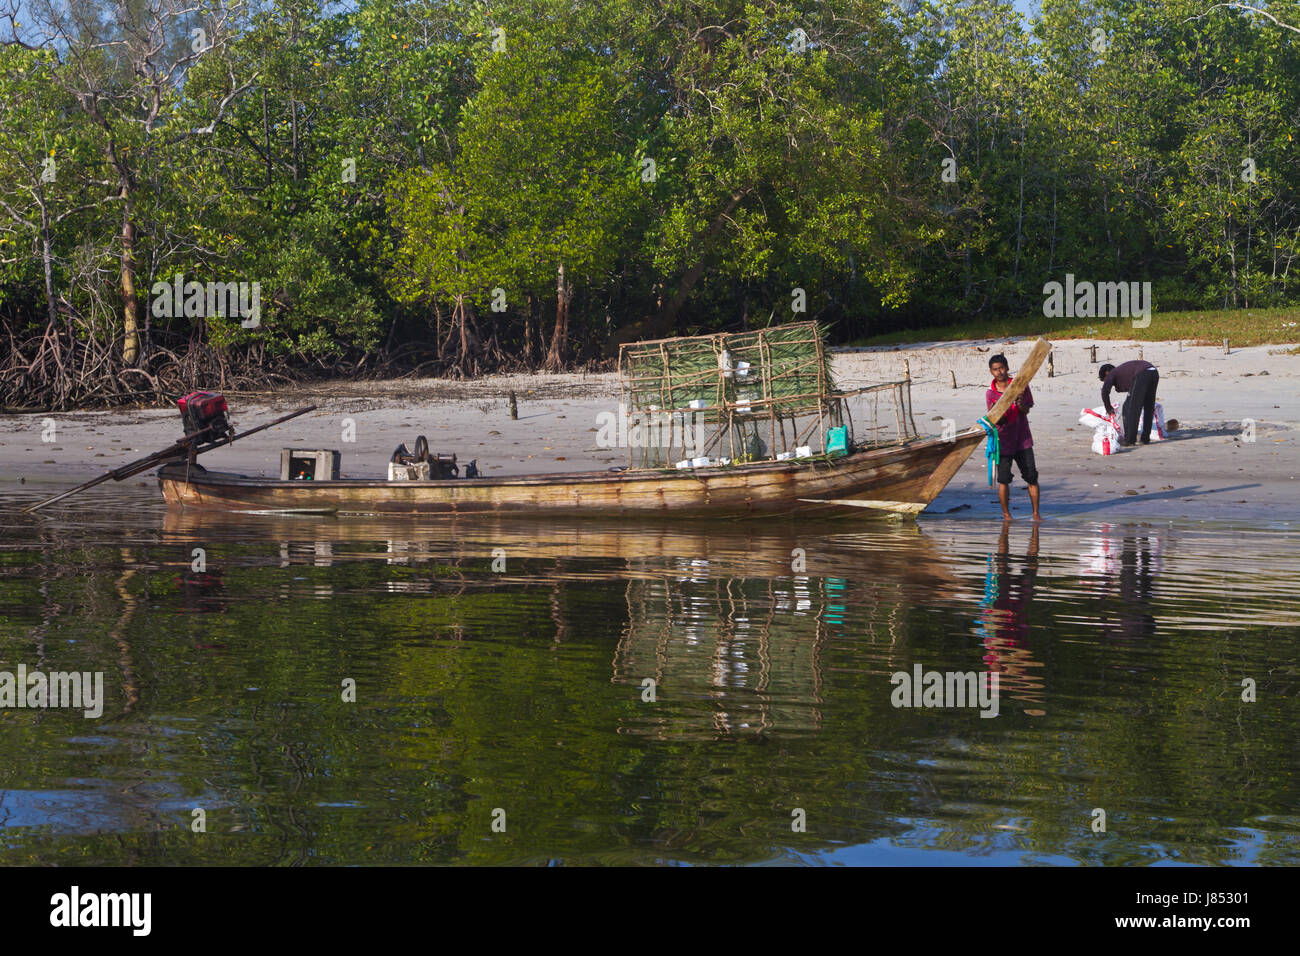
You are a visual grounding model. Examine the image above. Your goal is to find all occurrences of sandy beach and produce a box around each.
[3,337,1298,523]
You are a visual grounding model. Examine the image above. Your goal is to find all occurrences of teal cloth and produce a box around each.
[978,416,999,487]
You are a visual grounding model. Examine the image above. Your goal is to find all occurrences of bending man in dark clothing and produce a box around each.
[986,354,1041,521]
[1099,359,1159,446]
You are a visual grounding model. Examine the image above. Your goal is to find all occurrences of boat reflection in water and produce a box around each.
[613,566,834,738]
[161,510,961,740]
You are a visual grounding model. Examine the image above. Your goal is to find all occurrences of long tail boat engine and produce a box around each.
[178,391,234,441]
[23,399,317,513]
[388,436,477,480]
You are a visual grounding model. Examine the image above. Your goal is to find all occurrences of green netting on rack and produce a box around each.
[618,322,834,420]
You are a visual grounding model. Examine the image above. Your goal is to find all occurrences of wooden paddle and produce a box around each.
[985,338,1051,425]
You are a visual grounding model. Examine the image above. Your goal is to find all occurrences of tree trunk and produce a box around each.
[39,203,57,329]
[262,89,273,202]
[432,298,444,359]
[524,293,535,366]
[120,199,140,366]
[1012,128,1025,279]
[544,261,571,371]
[1048,181,1057,276]
[448,296,482,376]
[459,296,470,362]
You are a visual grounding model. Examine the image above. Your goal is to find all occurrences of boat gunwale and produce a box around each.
[158,429,982,490]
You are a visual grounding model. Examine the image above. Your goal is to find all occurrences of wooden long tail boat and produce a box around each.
[159,430,980,517]
[158,335,1050,519]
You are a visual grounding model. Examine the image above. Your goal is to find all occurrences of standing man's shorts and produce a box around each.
[997,448,1039,485]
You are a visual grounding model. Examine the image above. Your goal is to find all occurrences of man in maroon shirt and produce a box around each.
[986,354,1041,521]
[1099,359,1159,445]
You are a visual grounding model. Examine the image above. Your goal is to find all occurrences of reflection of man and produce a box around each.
[982,522,1039,643]
[986,354,1041,521]
[1099,360,1159,446]
[976,524,1045,715]
[1106,534,1158,639]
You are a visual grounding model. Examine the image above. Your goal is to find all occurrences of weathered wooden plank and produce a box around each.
[985,338,1050,425]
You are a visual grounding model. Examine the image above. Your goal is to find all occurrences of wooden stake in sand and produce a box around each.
[950,370,957,389]
[1224,337,1230,354]
[1048,351,1055,377]
[509,390,518,419]
[1090,344,1097,363]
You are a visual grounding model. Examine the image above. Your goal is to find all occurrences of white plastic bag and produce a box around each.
[1079,406,1116,430]
[1081,406,1122,455]
[1091,427,1120,456]
[1080,402,1168,451]
[1110,400,1166,441]
[1141,402,1166,441]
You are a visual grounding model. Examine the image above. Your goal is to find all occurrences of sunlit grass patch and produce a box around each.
[850,307,1300,348]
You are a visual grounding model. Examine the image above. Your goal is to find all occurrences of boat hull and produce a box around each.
[157,429,985,518]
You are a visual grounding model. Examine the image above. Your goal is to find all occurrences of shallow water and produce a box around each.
[1,486,1297,865]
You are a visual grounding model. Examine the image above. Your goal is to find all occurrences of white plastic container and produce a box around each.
[388,461,431,481]
[691,456,712,468]
[795,445,812,458]
[688,399,707,410]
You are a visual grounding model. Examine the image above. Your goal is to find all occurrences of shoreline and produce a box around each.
[3,338,1297,524]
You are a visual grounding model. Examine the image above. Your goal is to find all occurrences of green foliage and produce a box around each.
[0,45,110,323]
[6,0,1300,394]
[457,30,640,305]
[387,164,486,305]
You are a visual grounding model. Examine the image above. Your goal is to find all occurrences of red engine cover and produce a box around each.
[178,391,227,419]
